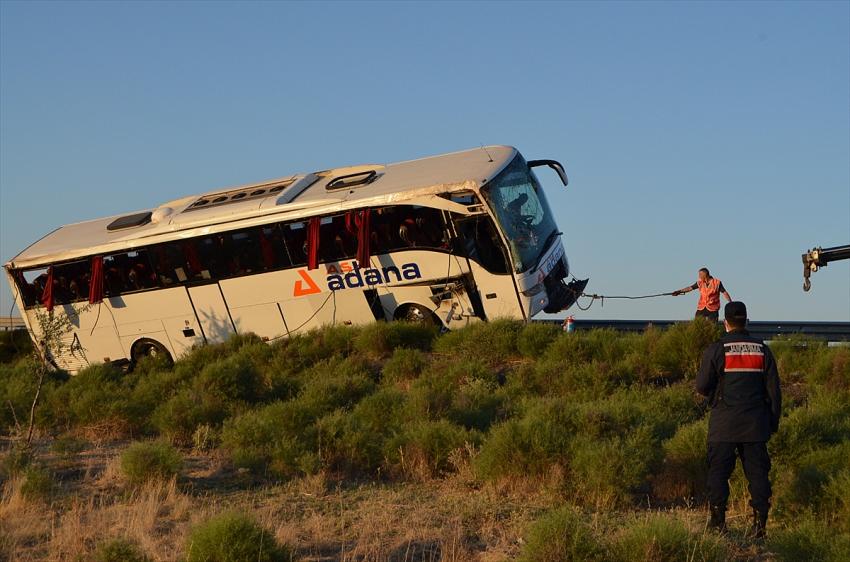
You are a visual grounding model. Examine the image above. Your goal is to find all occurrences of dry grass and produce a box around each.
[0,439,551,561]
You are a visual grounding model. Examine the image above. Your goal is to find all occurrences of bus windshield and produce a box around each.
[481,154,558,273]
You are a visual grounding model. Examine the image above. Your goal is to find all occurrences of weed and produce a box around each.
[186,511,291,562]
[119,440,182,486]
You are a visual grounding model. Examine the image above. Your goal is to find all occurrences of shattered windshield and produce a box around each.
[481,154,558,273]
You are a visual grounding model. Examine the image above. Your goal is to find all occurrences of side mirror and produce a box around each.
[528,159,568,187]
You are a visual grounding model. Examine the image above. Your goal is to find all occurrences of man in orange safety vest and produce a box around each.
[672,267,732,322]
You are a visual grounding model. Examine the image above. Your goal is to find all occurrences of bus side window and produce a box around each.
[284,222,307,266]
[19,267,48,307]
[455,215,511,275]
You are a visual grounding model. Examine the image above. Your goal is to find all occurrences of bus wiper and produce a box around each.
[535,230,562,268]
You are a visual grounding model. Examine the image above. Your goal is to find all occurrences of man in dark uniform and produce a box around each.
[696,301,781,539]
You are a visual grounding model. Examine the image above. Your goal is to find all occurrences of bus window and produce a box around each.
[283,221,308,266]
[52,259,90,304]
[454,215,511,275]
[372,205,448,254]
[19,267,49,307]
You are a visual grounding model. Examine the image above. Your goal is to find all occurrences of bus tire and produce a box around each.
[395,304,439,326]
[129,338,173,371]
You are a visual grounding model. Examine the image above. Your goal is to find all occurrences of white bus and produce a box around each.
[4,146,587,372]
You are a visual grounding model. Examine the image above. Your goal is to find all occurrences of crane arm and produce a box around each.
[803,244,850,291]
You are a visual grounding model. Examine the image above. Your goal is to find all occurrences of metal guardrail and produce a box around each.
[537,319,850,342]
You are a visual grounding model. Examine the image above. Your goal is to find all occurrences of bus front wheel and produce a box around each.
[395,304,439,326]
[130,338,173,371]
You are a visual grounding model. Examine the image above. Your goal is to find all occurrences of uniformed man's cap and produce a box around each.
[725,301,748,322]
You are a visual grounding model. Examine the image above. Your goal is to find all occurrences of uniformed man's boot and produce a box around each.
[749,508,768,541]
[708,505,727,533]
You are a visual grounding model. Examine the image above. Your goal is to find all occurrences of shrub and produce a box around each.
[49,362,130,429]
[609,513,727,562]
[434,320,521,364]
[0,444,33,477]
[119,441,182,486]
[186,512,291,562]
[651,318,721,380]
[318,387,407,474]
[389,419,481,478]
[272,325,356,370]
[0,330,33,364]
[354,322,436,358]
[568,425,661,508]
[94,538,149,562]
[475,398,575,481]
[19,465,54,502]
[772,389,850,462]
[51,435,88,462]
[0,357,65,433]
[221,400,319,477]
[779,442,850,513]
[517,323,560,358]
[518,505,603,562]
[653,419,708,502]
[823,470,850,533]
[382,348,429,384]
[297,357,377,413]
[769,516,850,562]
[448,378,506,431]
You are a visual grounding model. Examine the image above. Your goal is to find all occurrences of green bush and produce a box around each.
[779,442,850,513]
[475,398,575,481]
[0,330,33,364]
[653,419,708,502]
[318,387,407,474]
[389,419,480,477]
[51,435,88,462]
[49,362,131,429]
[19,465,55,502]
[221,400,319,477]
[609,513,727,562]
[769,516,850,562]
[354,321,436,358]
[186,512,291,562]
[434,319,521,364]
[0,444,33,478]
[272,325,356,370]
[518,505,603,562]
[568,425,661,508]
[382,348,429,384]
[448,378,506,431]
[517,323,560,358]
[823,470,850,533]
[94,538,149,562]
[772,389,850,462]
[119,441,182,486]
[651,318,721,380]
[297,357,376,414]
[0,358,64,433]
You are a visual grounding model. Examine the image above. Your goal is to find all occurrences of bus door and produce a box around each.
[187,283,236,344]
[453,214,525,321]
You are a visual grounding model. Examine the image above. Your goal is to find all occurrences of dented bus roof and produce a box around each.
[6,145,517,269]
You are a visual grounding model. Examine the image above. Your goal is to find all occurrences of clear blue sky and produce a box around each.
[1,1,848,321]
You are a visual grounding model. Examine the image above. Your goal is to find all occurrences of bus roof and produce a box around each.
[6,145,517,269]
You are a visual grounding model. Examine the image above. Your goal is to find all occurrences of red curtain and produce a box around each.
[356,209,371,268]
[183,242,202,274]
[259,229,275,269]
[89,256,104,304]
[41,266,54,312]
[307,217,321,270]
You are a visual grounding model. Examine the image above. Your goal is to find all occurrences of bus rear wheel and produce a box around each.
[396,304,439,326]
[129,338,173,371]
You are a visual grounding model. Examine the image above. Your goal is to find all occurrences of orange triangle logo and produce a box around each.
[294,269,321,297]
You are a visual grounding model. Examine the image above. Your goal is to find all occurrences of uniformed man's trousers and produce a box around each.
[707,442,771,512]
